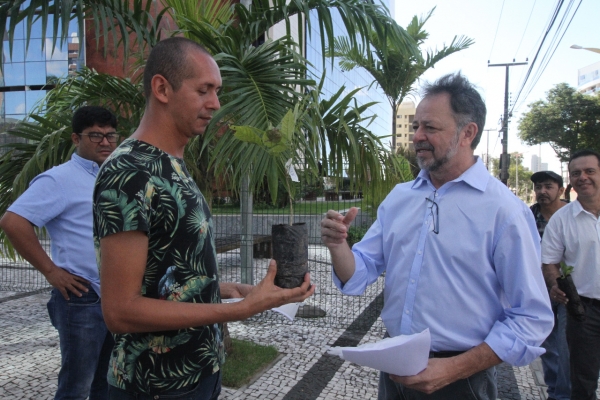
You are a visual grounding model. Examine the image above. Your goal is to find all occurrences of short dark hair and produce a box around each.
[143,37,211,100]
[568,149,600,170]
[422,72,487,149]
[72,106,117,134]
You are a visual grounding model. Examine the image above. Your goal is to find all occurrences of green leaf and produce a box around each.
[231,126,263,145]
[279,109,296,138]
[266,142,288,155]
[560,262,574,277]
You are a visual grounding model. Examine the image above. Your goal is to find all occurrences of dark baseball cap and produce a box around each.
[531,171,563,187]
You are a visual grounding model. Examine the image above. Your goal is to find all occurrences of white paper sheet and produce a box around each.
[221,298,301,321]
[285,158,300,182]
[328,329,431,376]
[271,302,301,321]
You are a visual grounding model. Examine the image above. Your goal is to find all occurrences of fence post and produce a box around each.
[240,174,254,284]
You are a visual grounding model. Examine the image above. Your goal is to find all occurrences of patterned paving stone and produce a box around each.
[2,291,599,399]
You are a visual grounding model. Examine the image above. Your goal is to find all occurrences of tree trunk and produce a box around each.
[392,102,398,150]
[223,323,233,355]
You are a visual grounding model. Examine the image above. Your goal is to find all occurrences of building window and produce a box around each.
[1,16,82,132]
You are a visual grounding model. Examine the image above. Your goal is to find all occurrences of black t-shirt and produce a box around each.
[94,138,223,394]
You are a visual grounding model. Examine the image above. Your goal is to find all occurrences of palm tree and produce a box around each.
[0,0,415,253]
[326,7,474,146]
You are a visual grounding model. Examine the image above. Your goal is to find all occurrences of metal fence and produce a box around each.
[0,184,385,333]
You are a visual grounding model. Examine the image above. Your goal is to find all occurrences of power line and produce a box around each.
[528,0,575,83]
[513,0,582,113]
[514,0,537,58]
[488,0,506,61]
[508,0,565,112]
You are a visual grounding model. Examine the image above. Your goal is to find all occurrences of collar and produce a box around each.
[411,156,489,192]
[571,199,598,218]
[71,153,100,175]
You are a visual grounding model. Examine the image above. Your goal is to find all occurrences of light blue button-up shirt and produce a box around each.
[8,153,102,295]
[334,157,553,366]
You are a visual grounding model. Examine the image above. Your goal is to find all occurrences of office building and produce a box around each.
[531,154,541,173]
[1,16,82,150]
[576,61,600,95]
[394,100,415,151]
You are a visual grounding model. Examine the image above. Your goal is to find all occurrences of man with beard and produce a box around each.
[320,73,553,400]
[530,171,569,400]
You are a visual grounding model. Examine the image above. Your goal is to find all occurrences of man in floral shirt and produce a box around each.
[94,37,315,399]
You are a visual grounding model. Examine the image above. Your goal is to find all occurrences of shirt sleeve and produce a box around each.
[541,215,564,265]
[484,207,554,366]
[93,163,152,239]
[7,173,66,227]
[332,208,388,296]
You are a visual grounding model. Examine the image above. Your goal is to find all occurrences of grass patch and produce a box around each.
[222,338,279,388]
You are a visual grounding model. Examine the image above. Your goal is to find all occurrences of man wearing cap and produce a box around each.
[530,170,569,400]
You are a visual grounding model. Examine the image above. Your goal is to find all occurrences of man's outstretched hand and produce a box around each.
[241,259,315,316]
[320,207,359,248]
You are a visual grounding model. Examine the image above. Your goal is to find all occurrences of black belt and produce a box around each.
[429,351,465,358]
[580,296,600,308]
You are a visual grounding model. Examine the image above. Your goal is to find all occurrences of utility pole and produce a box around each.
[488,60,527,185]
[482,129,495,171]
[515,152,522,197]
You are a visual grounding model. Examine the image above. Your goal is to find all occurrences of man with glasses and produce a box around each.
[0,106,119,399]
[321,73,553,399]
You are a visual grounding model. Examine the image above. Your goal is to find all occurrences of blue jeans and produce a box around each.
[378,367,497,399]
[47,286,114,400]
[107,372,222,399]
[541,302,571,400]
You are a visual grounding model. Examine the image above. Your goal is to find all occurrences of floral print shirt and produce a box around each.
[93,138,224,394]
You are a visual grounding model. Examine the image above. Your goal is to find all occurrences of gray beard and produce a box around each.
[417,133,461,172]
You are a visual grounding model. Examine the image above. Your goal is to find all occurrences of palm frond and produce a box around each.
[330,7,473,131]
[44,68,145,136]
[0,0,167,69]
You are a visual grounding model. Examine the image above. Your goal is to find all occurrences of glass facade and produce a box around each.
[305,1,393,148]
[1,15,83,148]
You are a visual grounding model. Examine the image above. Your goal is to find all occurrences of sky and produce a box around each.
[393,0,599,176]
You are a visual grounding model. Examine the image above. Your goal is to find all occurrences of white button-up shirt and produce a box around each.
[542,199,600,299]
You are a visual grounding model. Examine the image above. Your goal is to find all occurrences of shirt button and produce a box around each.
[418,250,422,255]
[405,309,410,314]
[434,192,438,197]
[411,279,415,284]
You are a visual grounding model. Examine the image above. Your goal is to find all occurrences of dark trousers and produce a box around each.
[377,367,497,400]
[567,296,600,400]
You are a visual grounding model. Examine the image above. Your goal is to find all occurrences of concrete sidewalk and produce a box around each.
[1,290,582,400]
